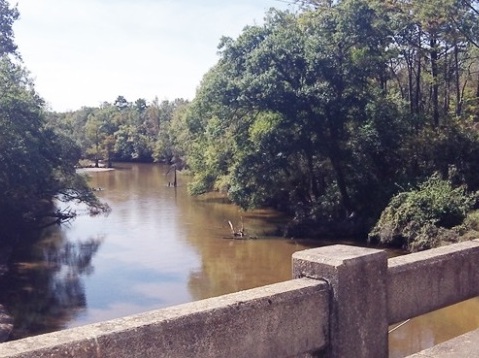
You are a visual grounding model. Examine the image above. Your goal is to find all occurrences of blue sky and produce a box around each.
[10,0,297,112]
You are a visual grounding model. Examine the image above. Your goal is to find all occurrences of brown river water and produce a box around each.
[0,163,478,356]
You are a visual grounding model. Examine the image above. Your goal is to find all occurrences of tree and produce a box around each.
[0,0,19,56]
[153,99,190,165]
[114,95,129,110]
[84,104,118,167]
[0,57,107,236]
[0,7,107,240]
[185,4,400,229]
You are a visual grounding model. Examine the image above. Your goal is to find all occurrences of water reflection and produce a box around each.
[172,189,312,299]
[389,298,479,357]
[0,226,102,340]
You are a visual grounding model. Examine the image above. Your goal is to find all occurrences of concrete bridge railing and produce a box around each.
[1,240,479,357]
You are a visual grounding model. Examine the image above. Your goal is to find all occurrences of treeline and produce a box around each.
[51,0,479,251]
[0,1,106,242]
[46,96,189,166]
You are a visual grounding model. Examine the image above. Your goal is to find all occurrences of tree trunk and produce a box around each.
[415,31,422,115]
[454,43,462,116]
[329,150,353,215]
[430,35,440,126]
[443,44,450,117]
[475,71,479,121]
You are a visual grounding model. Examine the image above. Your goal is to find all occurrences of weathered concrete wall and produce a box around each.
[388,240,479,324]
[293,245,389,358]
[0,278,329,358]
[406,327,479,357]
[292,241,479,357]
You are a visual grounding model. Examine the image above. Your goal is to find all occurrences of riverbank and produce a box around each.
[76,167,115,173]
[76,159,115,173]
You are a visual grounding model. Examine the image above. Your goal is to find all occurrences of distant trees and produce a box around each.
[49,96,189,165]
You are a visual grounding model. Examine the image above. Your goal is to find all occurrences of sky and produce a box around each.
[9,0,296,112]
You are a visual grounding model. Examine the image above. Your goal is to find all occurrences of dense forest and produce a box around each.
[4,0,479,251]
[0,1,107,244]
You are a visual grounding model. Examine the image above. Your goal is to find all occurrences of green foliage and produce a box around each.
[405,123,479,190]
[48,96,190,165]
[0,0,19,56]
[369,174,478,251]
[153,99,191,166]
[181,3,404,236]
[177,0,479,242]
[462,210,479,232]
[0,58,50,215]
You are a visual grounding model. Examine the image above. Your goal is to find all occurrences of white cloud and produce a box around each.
[10,0,293,111]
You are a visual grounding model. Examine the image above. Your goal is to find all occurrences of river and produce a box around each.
[0,163,478,357]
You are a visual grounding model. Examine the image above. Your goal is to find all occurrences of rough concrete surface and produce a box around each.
[406,327,479,358]
[388,240,479,324]
[293,245,389,358]
[0,278,329,358]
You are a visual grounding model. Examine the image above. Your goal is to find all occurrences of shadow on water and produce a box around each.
[0,225,102,340]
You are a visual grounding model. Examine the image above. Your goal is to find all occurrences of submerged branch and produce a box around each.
[35,209,77,230]
[55,188,111,216]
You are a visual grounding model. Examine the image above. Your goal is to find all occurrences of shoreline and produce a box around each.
[76,167,115,173]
